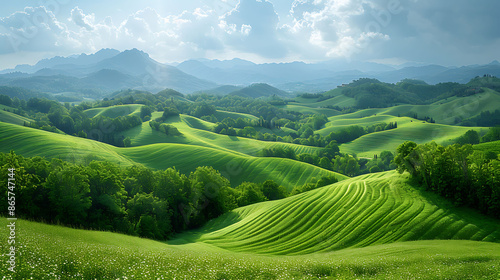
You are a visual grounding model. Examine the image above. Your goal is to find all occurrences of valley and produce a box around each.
[1,49,500,279]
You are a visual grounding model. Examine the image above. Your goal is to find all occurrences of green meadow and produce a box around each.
[1,171,499,279]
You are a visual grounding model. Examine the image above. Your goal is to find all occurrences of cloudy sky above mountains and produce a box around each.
[0,0,499,69]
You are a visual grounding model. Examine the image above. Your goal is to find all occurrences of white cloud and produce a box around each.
[69,7,94,31]
[0,0,499,68]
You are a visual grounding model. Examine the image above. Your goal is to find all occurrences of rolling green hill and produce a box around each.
[322,89,500,125]
[214,110,259,121]
[474,140,500,155]
[339,121,485,157]
[184,171,500,255]
[2,219,499,279]
[121,114,323,157]
[230,83,289,98]
[83,104,144,118]
[277,104,342,117]
[288,89,500,126]
[0,121,346,189]
[0,105,33,125]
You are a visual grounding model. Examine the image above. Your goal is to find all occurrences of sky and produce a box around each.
[0,0,499,70]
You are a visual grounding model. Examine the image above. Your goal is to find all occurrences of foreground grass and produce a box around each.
[0,219,499,279]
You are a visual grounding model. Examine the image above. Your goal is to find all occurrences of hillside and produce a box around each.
[183,171,500,255]
[2,219,499,279]
[83,104,144,118]
[0,121,347,189]
[230,83,289,98]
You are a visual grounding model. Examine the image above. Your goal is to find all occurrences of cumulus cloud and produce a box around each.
[69,7,94,31]
[0,0,498,67]
[0,6,69,54]
[221,0,286,58]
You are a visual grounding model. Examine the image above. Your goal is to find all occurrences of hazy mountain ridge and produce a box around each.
[1,48,499,95]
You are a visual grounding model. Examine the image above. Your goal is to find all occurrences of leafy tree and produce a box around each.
[236,182,267,207]
[189,166,234,225]
[394,141,418,175]
[456,130,480,145]
[45,165,92,225]
[261,180,287,200]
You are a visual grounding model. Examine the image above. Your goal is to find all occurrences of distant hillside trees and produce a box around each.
[454,127,500,145]
[149,121,182,136]
[261,143,395,177]
[394,141,499,218]
[462,110,500,127]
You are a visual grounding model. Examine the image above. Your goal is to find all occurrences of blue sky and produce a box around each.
[0,0,499,69]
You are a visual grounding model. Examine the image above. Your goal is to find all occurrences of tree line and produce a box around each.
[0,152,339,240]
[261,144,396,177]
[394,141,499,218]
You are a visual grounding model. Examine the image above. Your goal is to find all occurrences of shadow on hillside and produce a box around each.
[167,211,242,245]
[404,176,500,239]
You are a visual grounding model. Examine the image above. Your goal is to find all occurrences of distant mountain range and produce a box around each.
[1,48,499,95]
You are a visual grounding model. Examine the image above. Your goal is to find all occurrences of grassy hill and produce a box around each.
[183,171,500,255]
[339,121,484,157]
[277,104,342,117]
[0,105,33,125]
[121,114,322,157]
[0,121,346,189]
[288,88,500,125]
[214,110,259,121]
[474,140,500,155]
[1,176,499,278]
[230,83,289,98]
[83,104,144,118]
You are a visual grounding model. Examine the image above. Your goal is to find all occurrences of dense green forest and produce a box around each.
[394,141,499,218]
[0,151,335,240]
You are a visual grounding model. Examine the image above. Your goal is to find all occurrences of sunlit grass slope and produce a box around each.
[322,89,500,125]
[1,219,499,279]
[83,104,144,118]
[339,121,485,157]
[0,109,33,126]
[0,122,346,189]
[121,114,323,157]
[278,104,342,117]
[120,144,346,189]
[291,94,357,109]
[474,140,500,155]
[0,121,133,165]
[187,171,500,255]
[215,110,259,121]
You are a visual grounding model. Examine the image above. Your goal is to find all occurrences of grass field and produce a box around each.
[215,110,259,121]
[316,112,486,157]
[185,171,500,255]
[277,104,342,117]
[339,121,486,157]
[121,114,323,157]
[312,89,500,125]
[474,140,500,155]
[1,171,499,279]
[83,104,144,118]
[0,109,33,126]
[0,121,346,189]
